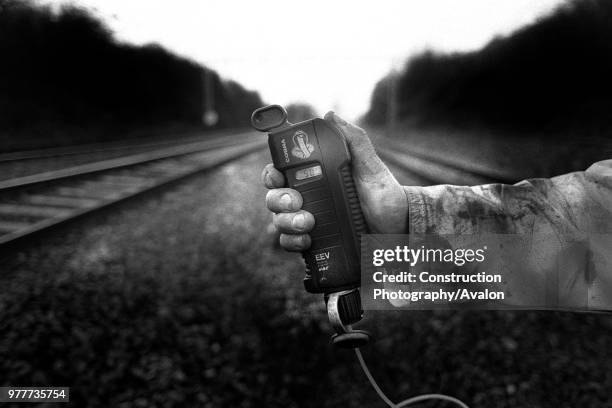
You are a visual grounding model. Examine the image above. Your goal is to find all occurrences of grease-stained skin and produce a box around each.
[404,159,612,311]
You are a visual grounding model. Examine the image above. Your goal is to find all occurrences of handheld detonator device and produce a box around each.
[251,105,371,348]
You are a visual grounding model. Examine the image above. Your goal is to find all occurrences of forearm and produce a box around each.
[403,174,591,235]
[400,164,612,311]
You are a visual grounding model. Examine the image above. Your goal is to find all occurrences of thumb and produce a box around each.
[323,111,389,184]
[323,111,407,234]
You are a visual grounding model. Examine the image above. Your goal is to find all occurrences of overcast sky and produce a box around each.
[42,0,566,120]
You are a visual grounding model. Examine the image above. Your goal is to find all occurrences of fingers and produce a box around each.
[262,167,312,250]
[279,233,311,252]
[323,111,389,182]
[273,210,315,234]
[269,202,313,251]
[261,163,285,189]
[266,188,303,213]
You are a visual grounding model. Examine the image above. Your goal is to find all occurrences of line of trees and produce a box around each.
[365,0,612,134]
[0,0,263,149]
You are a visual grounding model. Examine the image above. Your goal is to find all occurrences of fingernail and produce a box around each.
[264,171,272,186]
[333,112,347,126]
[280,193,292,209]
[292,213,305,230]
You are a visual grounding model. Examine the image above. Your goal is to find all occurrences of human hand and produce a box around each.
[262,111,408,252]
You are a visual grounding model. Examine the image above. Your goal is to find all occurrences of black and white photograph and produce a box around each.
[0,0,611,406]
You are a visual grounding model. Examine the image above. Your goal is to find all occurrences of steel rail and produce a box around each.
[0,131,256,191]
[0,128,251,163]
[0,133,266,249]
[376,144,517,185]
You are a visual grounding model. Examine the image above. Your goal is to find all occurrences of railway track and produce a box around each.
[0,131,266,248]
[0,129,521,250]
[376,137,519,185]
[0,128,249,163]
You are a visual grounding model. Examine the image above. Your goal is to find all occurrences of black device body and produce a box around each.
[256,108,367,294]
[252,105,370,347]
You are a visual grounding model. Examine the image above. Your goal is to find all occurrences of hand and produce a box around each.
[262,111,408,252]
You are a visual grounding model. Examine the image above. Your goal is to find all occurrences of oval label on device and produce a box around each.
[291,130,315,159]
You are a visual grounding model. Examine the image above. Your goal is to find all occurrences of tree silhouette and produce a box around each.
[365,0,612,135]
[0,0,263,149]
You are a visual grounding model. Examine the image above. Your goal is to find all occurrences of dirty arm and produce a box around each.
[402,160,612,311]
